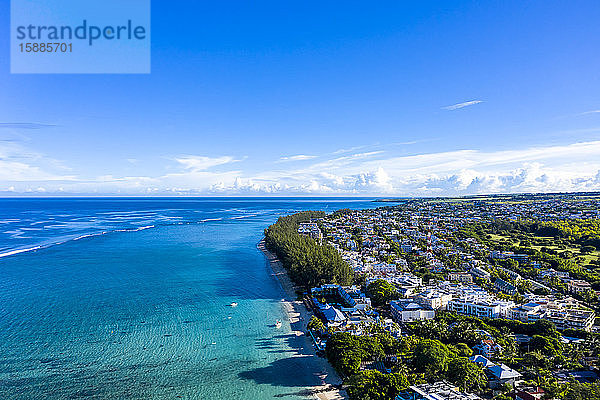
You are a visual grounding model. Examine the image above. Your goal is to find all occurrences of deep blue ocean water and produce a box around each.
[0,198,379,399]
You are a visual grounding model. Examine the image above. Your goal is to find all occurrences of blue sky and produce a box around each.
[1,0,600,196]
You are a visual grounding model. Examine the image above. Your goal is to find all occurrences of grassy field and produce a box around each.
[486,233,600,265]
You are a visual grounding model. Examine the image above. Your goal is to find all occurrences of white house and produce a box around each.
[390,299,435,323]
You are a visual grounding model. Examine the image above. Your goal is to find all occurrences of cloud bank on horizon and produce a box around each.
[2,138,600,196]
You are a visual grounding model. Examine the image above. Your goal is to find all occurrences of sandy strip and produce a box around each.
[258,239,348,400]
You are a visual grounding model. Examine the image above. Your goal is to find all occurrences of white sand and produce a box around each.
[258,239,348,400]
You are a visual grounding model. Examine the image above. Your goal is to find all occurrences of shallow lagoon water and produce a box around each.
[0,198,378,399]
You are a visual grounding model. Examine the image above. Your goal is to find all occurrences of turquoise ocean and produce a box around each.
[0,198,379,399]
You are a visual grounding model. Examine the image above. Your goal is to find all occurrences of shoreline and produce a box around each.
[257,239,347,400]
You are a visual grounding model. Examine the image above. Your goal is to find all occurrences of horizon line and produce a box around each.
[0,191,598,200]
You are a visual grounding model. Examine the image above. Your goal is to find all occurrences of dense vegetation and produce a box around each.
[367,279,399,307]
[264,211,353,288]
[541,220,600,249]
[319,310,600,400]
[406,313,600,399]
[325,329,487,399]
[451,218,600,297]
[564,382,600,400]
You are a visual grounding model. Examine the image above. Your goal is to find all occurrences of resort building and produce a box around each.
[567,279,593,294]
[469,356,522,389]
[469,266,491,281]
[396,381,482,400]
[494,278,518,295]
[508,302,544,323]
[446,296,515,319]
[544,307,595,331]
[412,288,452,310]
[507,299,596,331]
[390,299,435,323]
[448,272,473,283]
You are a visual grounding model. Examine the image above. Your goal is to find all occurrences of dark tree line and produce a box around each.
[264,211,353,289]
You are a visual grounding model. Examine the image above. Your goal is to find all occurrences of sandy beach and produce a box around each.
[258,239,347,400]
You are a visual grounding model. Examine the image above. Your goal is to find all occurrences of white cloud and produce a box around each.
[174,155,239,171]
[353,167,394,193]
[578,110,600,116]
[442,100,483,110]
[0,142,74,182]
[277,154,317,162]
[0,122,56,130]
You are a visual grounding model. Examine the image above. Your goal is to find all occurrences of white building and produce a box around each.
[567,279,592,294]
[390,300,435,323]
[448,272,473,283]
[413,288,453,310]
[447,296,515,319]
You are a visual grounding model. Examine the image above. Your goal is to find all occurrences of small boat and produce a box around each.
[275,320,282,329]
[228,302,238,307]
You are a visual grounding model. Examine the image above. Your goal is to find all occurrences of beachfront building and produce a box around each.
[447,296,515,319]
[508,302,544,322]
[312,299,346,327]
[507,298,596,331]
[311,284,356,308]
[396,381,482,400]
[390,299,435,323]
[469,356,522,389]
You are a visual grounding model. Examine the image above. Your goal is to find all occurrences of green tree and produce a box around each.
[346,370,409,400]
[447,357,487,392]
[531,319,559,338]
[307,315,325,333]
[325,332,384,376]
[452,343,473,358]
[367,279,399,307]
[530,335,563,357]
[564,381,600,400]
[413,339,450,376]
[582,289,598,303]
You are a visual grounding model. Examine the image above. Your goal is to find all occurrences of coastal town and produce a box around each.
[263,193,600,400]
